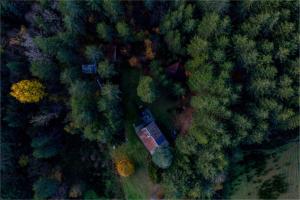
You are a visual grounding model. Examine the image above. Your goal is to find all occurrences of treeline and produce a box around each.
[159,1,299,198]
[1,0,299,199]
[1,0,125,199]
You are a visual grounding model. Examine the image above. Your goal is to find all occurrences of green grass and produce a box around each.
[149,91,177,131]
[229,140,299,199]
[119,67,152,199]
[121,167,154,199]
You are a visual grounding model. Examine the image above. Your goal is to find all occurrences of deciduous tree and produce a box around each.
[137,76,156,103]
[10,80,46,103]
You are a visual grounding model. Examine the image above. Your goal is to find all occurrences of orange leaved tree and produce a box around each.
[10,80,46,103]
[144,39,155,60]
[116,158,134,177]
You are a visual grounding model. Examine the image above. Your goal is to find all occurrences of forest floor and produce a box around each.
[229,139,299,199]
[119,67,178,199]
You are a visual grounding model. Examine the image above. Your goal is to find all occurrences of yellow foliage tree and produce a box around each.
[144,39,155,60]
[10,80,46,103]
[116,158,134,177]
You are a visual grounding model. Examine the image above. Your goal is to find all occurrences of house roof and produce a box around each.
[137,127,158,154]
[82,64,97,74]
[166,62,181,74]
[136,121,168,154]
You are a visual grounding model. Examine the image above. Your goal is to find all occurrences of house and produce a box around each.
[166,62,181,74]
[134,109,169,155]
[82,64,97,74]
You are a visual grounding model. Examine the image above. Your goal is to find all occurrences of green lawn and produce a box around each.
[149,91,177,131]
[228,140,299,199]
[119,67,152,199]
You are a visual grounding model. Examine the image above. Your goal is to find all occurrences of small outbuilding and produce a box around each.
[82,64,97,74]
[166,62,186,81]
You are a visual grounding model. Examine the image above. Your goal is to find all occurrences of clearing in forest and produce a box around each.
[229,140,299,199]
[118,67,177,199]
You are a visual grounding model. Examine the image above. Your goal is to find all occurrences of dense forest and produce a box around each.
[1,0,299,199]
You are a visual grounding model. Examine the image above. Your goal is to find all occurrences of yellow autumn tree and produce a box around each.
[10,80,46,103]
[116,158,134,177]
[144,39,155,60]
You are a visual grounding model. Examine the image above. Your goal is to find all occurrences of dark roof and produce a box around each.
[166,62,180,74]
[141,109,154,125]
[166,62,186,81]
[82,64,97,74]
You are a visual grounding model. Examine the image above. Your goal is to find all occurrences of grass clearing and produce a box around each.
[119,67,152,199]
[229,140,299,199]
[118,67,179,199]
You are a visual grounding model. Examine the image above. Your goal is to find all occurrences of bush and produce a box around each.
[152,146,173,169]
[137,76,156,103]
[84,190,101,199]
[85,45,103,63]
[33,178,59,199]
[116,158,134,177]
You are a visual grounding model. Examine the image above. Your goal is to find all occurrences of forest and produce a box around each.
[1,0,299,199]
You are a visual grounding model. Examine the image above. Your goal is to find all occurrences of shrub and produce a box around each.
[33,178,59,199]
[116,158,134,177]
[152,146,173,169]
[137,76,156,103]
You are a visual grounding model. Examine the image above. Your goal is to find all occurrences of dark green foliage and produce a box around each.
[97,60,116,79]
[30,60,58,81]
[60,67,80,85]
[152,146,173,169]
[149,60,173,88]
[85,45,103,63]
[2,0,299,199]
[85,0,101,11]
[116,21,131,42]
[34,36,61,56]
[69,81,97,128]
[97,83,123,139]
[196,0,229,14]
[165,30,183,55]
[101,0,123,22]
[31,134,60,159]
[84,190,101,199]
[6,62,26,80]
[97,22,112,42]
[56,49,76,65]
[148,162,161,183]
[33,178,59,199]
[59,0,85,35]
[0,0,27,17]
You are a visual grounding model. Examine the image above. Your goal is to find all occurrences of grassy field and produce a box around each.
[118,67,178,199]
[119,67,151,199]
[229,140,299,199]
